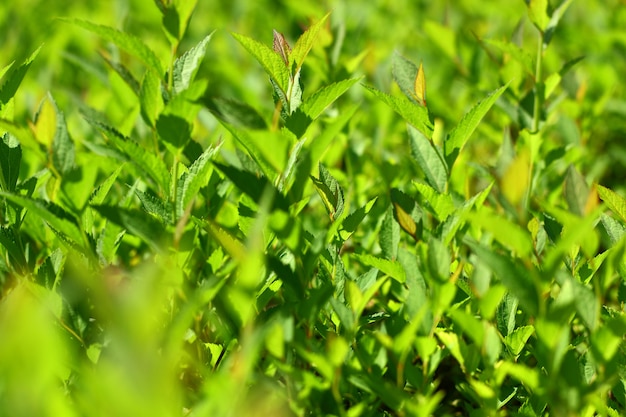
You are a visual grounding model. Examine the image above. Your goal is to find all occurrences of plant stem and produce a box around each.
[532,33,544,133]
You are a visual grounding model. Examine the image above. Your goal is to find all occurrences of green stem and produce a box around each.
[171,156,179,225]
[532,33,544,133]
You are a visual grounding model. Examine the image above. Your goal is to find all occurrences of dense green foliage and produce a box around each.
[1,1,626,416]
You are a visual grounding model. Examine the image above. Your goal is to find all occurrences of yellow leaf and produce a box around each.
[33,96,56,147]
[414,62,426,106]
[501,151,530,206]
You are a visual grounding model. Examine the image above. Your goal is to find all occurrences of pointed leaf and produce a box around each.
[408,124,447,193]
[311,164,344,221]
[213,162,289,211]
[272,30,291,66]
[301,77,362,120]
[176,142,222,218]
[0,46,40,111]
[139,69,164,127]
[413,181,455,221]
[544,0,574,45]
[92,205,166,251]
[66,19,163,75]
[340,197,378,240]
[469,207,534,258]
[353,253,406,283]
[444,84,508,167]
[0,191,83,245]
[564,165,589,216]
[89,119,170,193]
[391,51,419,103]
[380,206,400,260]
[0,133,21,192]
[90,165,123,205]
[134,188,172,224]
[173,32,213,95]
[290,12,331,72]
[363,85,433,137]
[597,184,626,224]
[527,0,550,32]
[466,239,539,315]
[232,32,291,94]
[49,94,75,176]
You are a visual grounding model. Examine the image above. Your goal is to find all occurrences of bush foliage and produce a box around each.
[1,1,626,416]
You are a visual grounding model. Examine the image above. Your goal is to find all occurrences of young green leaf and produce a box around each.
[391,51,418,103]
[134,188,172,225]
[158,0,198,43]
[311,163,344,221]
[597,184,626,224]
[289,12,331,73]
[48,94,76,176]
[469,207,534,258]
[92,205,167,252]
[89,120,170,193]
[339,197,378,240]
[408,124,448,193]
[353,253,406,283]
[466,239,539,316]
[564,165,590,216]
[0,133,21,192]
[504,325,534,356]
[176,142,222,218]
[527,0,550,32]
[139,69,163,127]
[300,77,362,120]
[0,46,40,113]
[173,32,213,95]
[363,85,433,138]
[231,32,291,94]
[444,83,508,167]
[413,181,455,221]
[65,19,164,75]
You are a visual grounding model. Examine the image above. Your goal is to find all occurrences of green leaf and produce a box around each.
[504,325,534,356]
[65,19,164,75]
[340,197,377,240]
[159,0,198,42]
[564,165,589,216]
[427,237,450,282]
[0,133,21,192]
[311,164,344,221]
[0,191,83,245]
[198,218,246,262]
[413,181,455,221]
[48,94,75,176]
[391,51,418,103]
[289,12,331,72]
[89,119,170,193]
[601,213,626,245]
[89,165,123,205]
[469,207,534,258]
[223,124,289,181]
[92,205,166,251]
[231,32,291,94]
[390,188,422,240]
[203,96,267,129]
[545,0,574,45]
[0,46,41,112]
[408,124,448,193]
[466,239,539,316]
[380,206,400,260]
[0,226,26,268]
[597,184,626,224]
[363,84,433,137]
[213,162,289,212]
[176,142,222,218]
[301,77,362,120]
[134,188,172,224]
[139,69,163,127]
[444,84,508,167]
[173,32,213,95]
[353,253,405,283]
[527,0,550,32]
